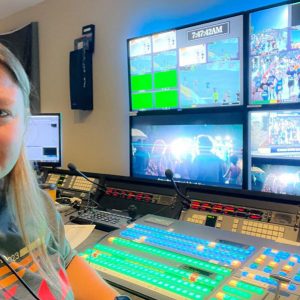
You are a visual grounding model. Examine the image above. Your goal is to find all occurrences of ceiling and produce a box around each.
[0,0,44,20]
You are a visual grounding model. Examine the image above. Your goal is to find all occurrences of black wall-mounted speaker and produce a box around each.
[69,49,93,110]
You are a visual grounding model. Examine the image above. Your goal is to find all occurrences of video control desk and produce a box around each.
[79,214,300,300]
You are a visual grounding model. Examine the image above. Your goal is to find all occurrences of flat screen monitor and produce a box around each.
[131,114,243,189]
[251,163,300,196]
[249,2,300,105]
[249,110,300,159]
[24,113,62,167]
[128,14,244,111]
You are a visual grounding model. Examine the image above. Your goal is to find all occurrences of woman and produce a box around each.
[0,43,119,299]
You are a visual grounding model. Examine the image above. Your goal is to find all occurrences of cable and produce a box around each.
[0,254,40,300]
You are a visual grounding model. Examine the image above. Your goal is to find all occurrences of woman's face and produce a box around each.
[0,66,25,179]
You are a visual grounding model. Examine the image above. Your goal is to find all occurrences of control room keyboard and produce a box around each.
[70,208,132,231]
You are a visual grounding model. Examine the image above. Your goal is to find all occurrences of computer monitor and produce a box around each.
[128,14,244,111]
[24,113,62,167]
[249,109,300,160]
[249,2,300,105]
[251,163,300,196]
[131,113,243,189]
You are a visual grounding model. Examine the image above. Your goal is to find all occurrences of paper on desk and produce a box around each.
[64,224,95,249]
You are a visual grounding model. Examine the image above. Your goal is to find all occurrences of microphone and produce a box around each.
[165,169,191,209]
[67,162,106,193]
[0,254,40,299]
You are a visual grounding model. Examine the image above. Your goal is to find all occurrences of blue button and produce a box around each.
[293,275,300,282]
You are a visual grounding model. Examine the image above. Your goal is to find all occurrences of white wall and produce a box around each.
[0,0,283,175]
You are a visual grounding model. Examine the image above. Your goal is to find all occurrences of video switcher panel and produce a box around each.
[180,191,300,242]
[81,214,300,300]
[98,175,182,219]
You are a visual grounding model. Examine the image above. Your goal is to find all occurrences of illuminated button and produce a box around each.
[290,256,298,263]
[239,282,264,295]
[282,265,293,272]
[280,283,288,290]
[222,286,252,299]
[249,263,258,269]
[216,292,225,299]
[263,266,273,273]
[197,245,205,251]
[107,237,116,244]
[294,275,300,282]
[189,273,199,282]
[231,260,241,268]
[228,280,238,287]
[208,242,216,248]
[255,258,264,264]
[279,271,287,277]
[288,284,297,291]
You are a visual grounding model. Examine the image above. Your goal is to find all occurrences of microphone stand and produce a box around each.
[67,163,138,224]
[165,169,191,210]
[67,163,107,227]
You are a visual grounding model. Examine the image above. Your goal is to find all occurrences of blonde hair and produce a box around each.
[0,44,64,294]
